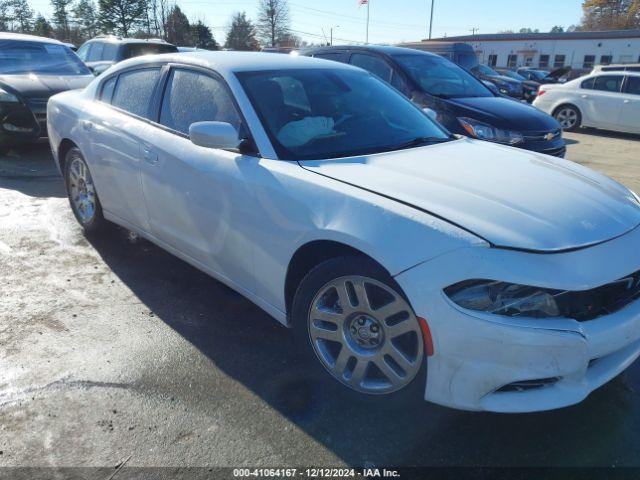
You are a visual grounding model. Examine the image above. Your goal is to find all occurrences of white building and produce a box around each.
[426,30,640,70]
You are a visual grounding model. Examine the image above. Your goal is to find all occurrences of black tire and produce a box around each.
[291,256,427,405]
[553,104,582,132]
[64,147,108,234]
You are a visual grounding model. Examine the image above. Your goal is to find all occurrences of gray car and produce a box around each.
[76,36,178,76]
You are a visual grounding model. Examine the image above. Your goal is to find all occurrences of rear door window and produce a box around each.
[111,68,161,119]
[86,42,104,62]
[350,53,393,82]
[592,75,623,93]
[159,68,241,135]
[101,76,117,102]
[624,76,640,95]
[102,43,118,61]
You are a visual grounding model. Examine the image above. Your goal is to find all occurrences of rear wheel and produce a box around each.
[292,256,426,402]
[554,105,581,131]
[64,147,107,233]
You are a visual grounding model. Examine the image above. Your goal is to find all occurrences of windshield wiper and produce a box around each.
[392,136,454,151]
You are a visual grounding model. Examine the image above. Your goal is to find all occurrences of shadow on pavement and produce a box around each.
[0,144,65,198]
[85,227,640,467]
[579,128,640,141]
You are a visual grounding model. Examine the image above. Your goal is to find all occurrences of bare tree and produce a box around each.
[256,0,290,47]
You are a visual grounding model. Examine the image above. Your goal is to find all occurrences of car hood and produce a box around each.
[490,75,520,86]
[300,139,640,252]
[0,74,93,99]
[448,96,559,131]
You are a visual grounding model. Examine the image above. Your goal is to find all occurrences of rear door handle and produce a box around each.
[141,145,159,166]
[82,120,93,131]
[581,94,589,98]
[623,99,631,104]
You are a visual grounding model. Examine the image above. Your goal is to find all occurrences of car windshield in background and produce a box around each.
[456,53,478,70]
[528,70,550,80]
[238,68,451,161]
[502,70,526,81]
[123,43,178,59]
[0,40,90,75]
[394,54,493,99]
[475,64,501,76]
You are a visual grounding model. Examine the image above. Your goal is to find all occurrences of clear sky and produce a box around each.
[27,0,585,46]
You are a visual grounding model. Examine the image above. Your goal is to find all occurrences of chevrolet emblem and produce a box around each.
[544,132,555,141]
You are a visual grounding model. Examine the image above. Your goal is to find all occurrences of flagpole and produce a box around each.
[366,0,370,44]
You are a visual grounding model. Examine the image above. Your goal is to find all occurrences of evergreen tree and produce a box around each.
[225,12,259,51]
[33,13,54,36]
[192,20,218,50]
[11,0,34,32]
[98,0,146,36]
[165,5,191,45]
[51,0,73,38]
[73,0,98,39]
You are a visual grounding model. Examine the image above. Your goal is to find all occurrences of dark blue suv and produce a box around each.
[301,45,565,157]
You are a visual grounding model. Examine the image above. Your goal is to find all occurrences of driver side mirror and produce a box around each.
[189,121,241,150]
[422,108,438,121]
[483,81,500,95]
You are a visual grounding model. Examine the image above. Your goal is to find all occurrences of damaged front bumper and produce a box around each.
[395,224,640,412]
[0,98,47,148]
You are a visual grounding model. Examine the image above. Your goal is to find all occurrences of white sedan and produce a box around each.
[47,52,640,412]
[533,71,640,134]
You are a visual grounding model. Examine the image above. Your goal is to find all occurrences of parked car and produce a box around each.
[495,68,540,102]
[517,67,571,84]
[533,71,640,134]
[592,63,640,74]
[0,33,93,154]
[468,64,524,99]
[301,45,566,157]
[76,36,178,75]
[48,51,640,412]
[398,41,479,70]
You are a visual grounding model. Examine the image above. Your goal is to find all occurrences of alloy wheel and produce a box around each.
[308,275,424,394]
[555,108,578,130]
[68,156,97,224]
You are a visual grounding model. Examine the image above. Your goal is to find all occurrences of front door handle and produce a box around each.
[82,120,93,132]
[141,145,159,166]
[581,94,589,99]
[623,99,631,104]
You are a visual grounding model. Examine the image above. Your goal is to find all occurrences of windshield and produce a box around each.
[529,70,550,80]
[456,52,478,70]
[472,64,501,77]
[0,40,91,75]
[394,54,493,99]
[123,43,178,59]
[238,68,451,161]
[502,70,526,81]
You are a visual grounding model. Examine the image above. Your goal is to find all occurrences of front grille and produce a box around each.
[523,129,562,142]
[541,146,566,157]
[555,269,640,321]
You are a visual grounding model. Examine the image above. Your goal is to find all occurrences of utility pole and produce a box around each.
[330,25,339,46]
[365,0,370,44]
[470,27,479,36]
[428,0,435,40]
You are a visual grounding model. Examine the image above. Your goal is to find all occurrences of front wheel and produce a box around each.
[292,256,426,401]
[554,105,582,131]
[64,147,107,233]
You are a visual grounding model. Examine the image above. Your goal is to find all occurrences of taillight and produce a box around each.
[537,89,546,98]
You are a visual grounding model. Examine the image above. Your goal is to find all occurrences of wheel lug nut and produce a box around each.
[370,325,379,333]
[358,318,365,325]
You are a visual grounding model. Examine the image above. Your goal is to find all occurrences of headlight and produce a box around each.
[445,280,561,318]
[0,87,19,103]
[458,117,524,145]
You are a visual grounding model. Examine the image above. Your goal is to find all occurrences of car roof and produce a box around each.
[108,50,361,76]
[590,71,640,77]
[302,44,438,58]
[0,32,64,45]
[85,36,173,45]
